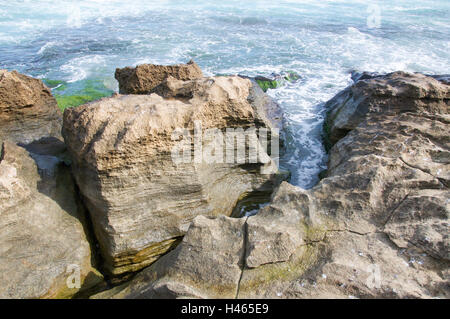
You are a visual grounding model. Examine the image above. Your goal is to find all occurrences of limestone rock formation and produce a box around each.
[242,72,450,298]
[115,60,203,94]
[324,71,449,145]
[0,139,103,298]
[63,75,287,275]
[93,215,247,299]
[0,70,62,144]
[93,71,449,299]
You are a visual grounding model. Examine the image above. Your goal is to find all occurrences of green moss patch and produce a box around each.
[44,78,115,110]
[255,71,301,92]
[256,79,280,92]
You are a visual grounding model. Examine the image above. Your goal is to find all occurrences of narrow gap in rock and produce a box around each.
[235,216,249,299]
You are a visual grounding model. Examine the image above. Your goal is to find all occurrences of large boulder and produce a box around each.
[63,75,287,275]
[0,70,62,144]
[115,60,203,94]
[241,72,449,299]
[0,139,103,298]
[94,72,449,299]
[324,71,449,146]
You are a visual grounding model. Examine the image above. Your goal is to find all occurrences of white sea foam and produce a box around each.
[60,55,107,82]
[1,0,449,188]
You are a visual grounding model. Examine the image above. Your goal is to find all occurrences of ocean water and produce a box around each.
[1,0,449,188]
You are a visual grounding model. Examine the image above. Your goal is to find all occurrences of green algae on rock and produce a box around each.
[44,78,115,110]
[62,75,287,276]
[254,71,301,92]
[0,140,104,299]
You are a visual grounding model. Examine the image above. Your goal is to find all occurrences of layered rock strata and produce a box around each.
[115,60,203,94]
[93,72,449,299]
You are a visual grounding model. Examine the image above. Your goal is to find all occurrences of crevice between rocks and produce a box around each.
[84,118,110,157]
[235,216,249,299]
[399,157,447,188]
[327,228,375,237]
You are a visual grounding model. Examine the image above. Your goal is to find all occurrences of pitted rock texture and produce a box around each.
[0,69,62,144]
[0,140,102,298]
[92,215,247,299]
[115,60,203,94]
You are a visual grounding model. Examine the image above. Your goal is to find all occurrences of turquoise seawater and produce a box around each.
[1,0,449,188]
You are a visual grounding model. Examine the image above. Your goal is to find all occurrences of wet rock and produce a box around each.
[430,74,450,85]
[350,70,381,82]
[241,71,301,92]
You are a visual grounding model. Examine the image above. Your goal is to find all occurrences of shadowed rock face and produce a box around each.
[0,70,104,299]
[93,72,449,299]
[0,140,103,299]
[63,75,287,276]
[0,70,62,144]
[115,60,203,94]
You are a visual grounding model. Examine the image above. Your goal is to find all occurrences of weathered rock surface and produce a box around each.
[115,60,203,94]
[150,75,284,131]
[241,72,449,298]
[0,70,62,144]
[0,139,103,298]
[324,71,449,145]
[63,75,286,275]
[93,215,246,299]
[94,71,449,299]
